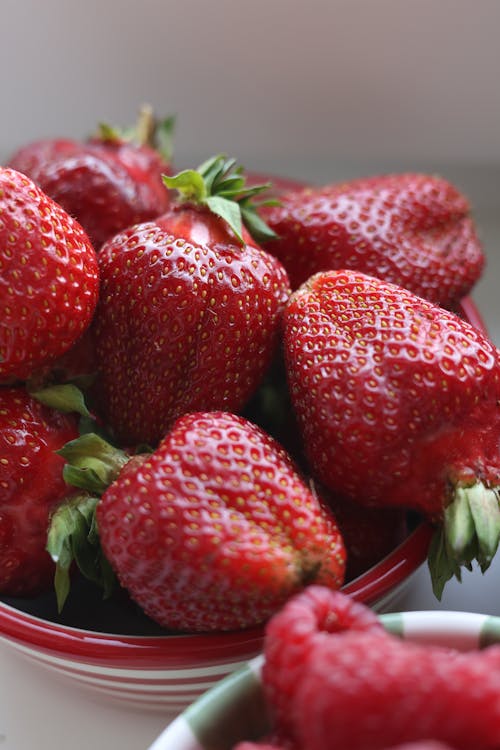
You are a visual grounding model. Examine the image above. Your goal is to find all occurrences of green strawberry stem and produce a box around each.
[428,481,500,599]
[162,154,279,244]
[29,383,91,417]
[46,432,138,609]
[96,104,176,162]
[57,432,130,494]
[47,491,117,612]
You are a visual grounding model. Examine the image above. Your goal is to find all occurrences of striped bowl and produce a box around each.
[148,609,500,749]
[0,518,432,717]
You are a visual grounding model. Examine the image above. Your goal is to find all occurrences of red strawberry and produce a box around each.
[320,489,408,581]
[0,167,99,383]
[263,587,500,750]
[92,155,290,446]
[50,412,345,631]
[7,106,173,250]
[283,269,500,595]
[261,173,484,308]
[0,388,80,595]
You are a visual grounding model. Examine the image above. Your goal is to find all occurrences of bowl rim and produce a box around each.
[147,608,500,750]
[0,520,433,664]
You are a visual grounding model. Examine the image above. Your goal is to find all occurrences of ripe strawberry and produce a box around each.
[92,155,291,446]
[50,411,345,631]
[0,388,80,595]
[7,106,173,250]
[0,167,99,383]
[283,269,500,595]
[320,489,408,581]
[261,173,484,308]
[263,587,500,750]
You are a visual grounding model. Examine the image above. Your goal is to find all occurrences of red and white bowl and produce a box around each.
[0,517,431,716]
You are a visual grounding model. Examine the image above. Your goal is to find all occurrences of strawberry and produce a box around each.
[283,269,500,596]
[91,155,291,446]
[0,167,99,383]
[48,411,345,632]
[7,106,173,250]
[319,489,408,581]
[262,587,500,750]
[0,388,80,596]
[261,173,484,308]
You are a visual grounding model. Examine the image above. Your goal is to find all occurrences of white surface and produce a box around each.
[1,2,500,748]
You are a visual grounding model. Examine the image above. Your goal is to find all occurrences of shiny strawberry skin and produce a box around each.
[92,205,291,445]
[283,270,500,519]
[0,168,99,382]
[8,137,170,249]
[262,173,484,308]
[0,388,79,595]
[96,412,345,632]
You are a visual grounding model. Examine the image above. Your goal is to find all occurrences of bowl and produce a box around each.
[148,608,500,750]
[0,290,487,716]
[0,162,489,718]
[0,518,432,716]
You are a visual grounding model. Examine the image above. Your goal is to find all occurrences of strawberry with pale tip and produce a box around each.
[283,268,500,596]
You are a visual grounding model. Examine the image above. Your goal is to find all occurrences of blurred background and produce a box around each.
[0,3,500,748]
[0,0,499,320]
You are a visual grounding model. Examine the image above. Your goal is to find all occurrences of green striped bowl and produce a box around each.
[148,610,500,750]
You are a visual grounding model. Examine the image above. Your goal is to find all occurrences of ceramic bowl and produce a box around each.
[0,516,432,716]
[148,609,500,749]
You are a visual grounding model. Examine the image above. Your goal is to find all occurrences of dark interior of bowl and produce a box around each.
[1,576,172,635]
[0,511,424,636]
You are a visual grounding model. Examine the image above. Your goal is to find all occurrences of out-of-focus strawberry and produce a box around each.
[320,489,408,581]
[261,173,484,308]
[0,388,80,596]
[283,269,500,596]
[263,587,500,750]
[48,411,346,632]
[0,167,99,383]
[92,155,291,446]
[7,106,173,249]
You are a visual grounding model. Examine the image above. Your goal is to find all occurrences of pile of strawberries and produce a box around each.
[1,107,499,632]
[234,587,500,750]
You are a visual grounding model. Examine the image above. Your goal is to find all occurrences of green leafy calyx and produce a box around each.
[428,481,500,599]
[47,492,117,612]
[162,154,279,245]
